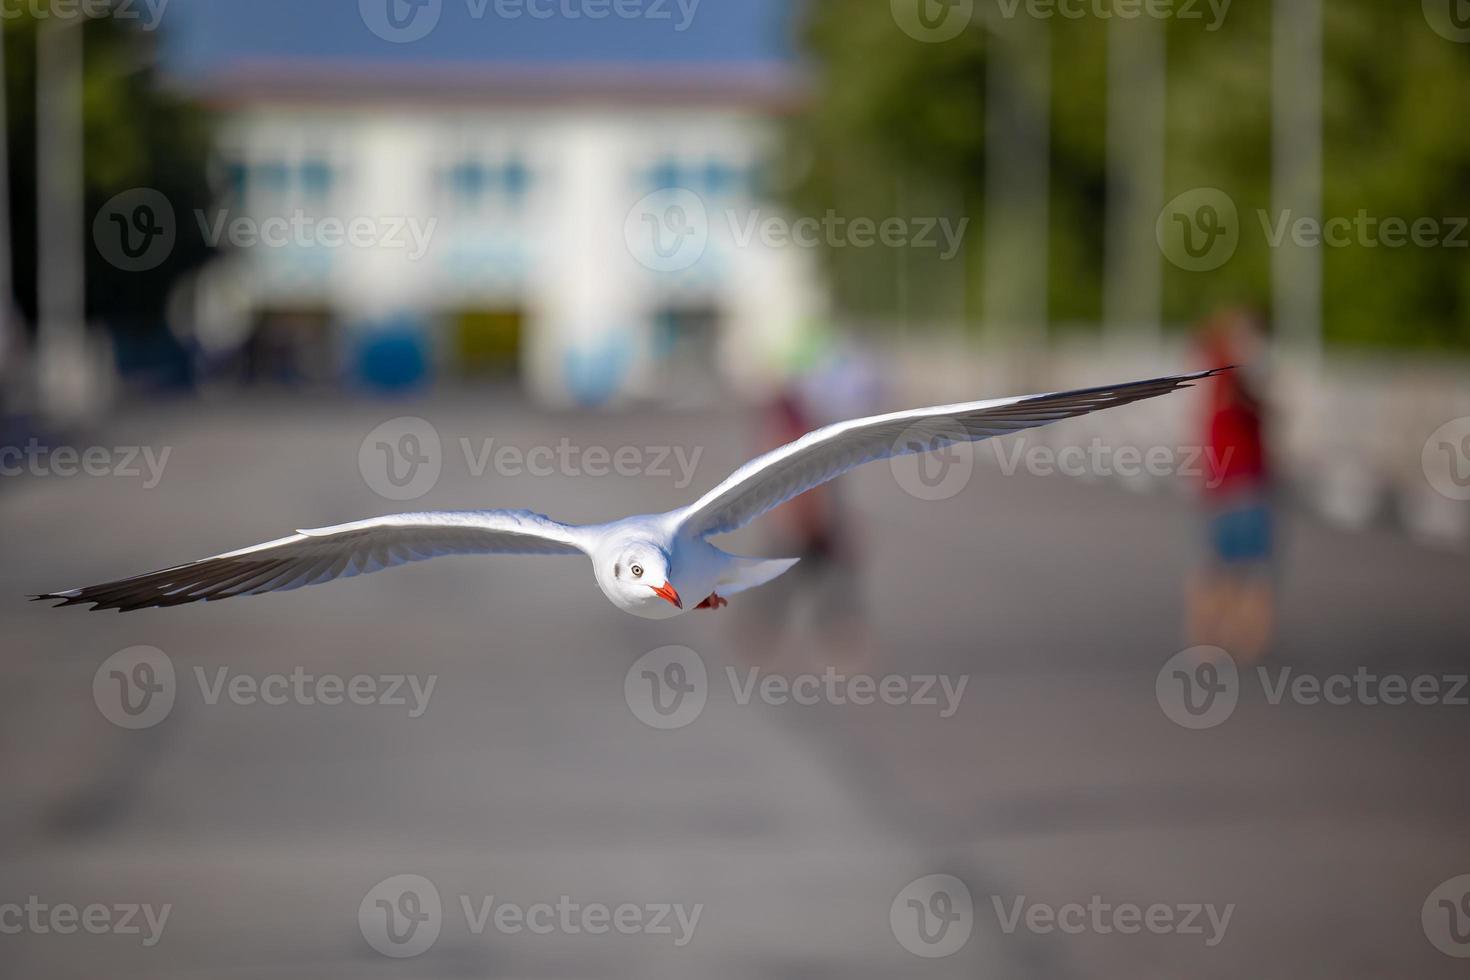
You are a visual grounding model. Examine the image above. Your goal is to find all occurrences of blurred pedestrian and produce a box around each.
[1187,310,1276,663]
[734,337,880,670]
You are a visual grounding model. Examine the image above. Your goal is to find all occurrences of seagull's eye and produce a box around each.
[631,564,643,579]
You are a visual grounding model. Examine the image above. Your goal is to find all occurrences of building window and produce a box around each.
[299,160,334,198]
[643,158,753,198]
[442,158,532,207]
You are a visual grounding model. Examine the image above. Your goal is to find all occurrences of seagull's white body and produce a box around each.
[37,369,1222,617]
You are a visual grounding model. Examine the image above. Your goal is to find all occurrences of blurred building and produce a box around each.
[168,3,815,406]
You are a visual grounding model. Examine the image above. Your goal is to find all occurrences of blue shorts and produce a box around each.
[1208,502,1274,565]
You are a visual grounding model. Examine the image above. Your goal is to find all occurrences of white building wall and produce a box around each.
[207,101,822,406]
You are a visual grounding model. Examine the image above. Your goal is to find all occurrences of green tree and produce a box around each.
[4,1,213,347]
[784,0,1470,349]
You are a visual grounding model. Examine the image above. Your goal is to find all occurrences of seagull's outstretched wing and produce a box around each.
[34,510,588,612]
[676,369,1225,538]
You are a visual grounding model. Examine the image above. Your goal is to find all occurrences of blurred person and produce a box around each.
[734,336,880,670]
[1187,310,1276,663]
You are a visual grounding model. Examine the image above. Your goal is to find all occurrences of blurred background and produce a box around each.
[4,1,1470,977]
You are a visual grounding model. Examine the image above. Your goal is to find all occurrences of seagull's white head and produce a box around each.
[593,539,683,619]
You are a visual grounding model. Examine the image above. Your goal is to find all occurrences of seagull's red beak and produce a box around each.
[650,582,683,609]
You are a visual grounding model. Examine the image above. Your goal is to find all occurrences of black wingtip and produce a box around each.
[31,592,101,610]
[1176,365,1235,388]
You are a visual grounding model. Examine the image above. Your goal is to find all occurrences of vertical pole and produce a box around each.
[980,14,1051,354]
[37,16,91,420]
[1272,0,1323,365]
[1104,14,1166,344]
[0,18,14,344]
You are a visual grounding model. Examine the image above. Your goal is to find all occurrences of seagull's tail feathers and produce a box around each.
[717,555,802,596]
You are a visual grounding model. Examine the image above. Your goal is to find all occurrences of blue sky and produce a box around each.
[162,0,798,77]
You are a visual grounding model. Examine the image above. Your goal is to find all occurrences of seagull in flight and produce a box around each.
[35,370,1222,618]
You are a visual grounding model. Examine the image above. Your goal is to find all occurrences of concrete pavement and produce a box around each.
[3,391,1469,978]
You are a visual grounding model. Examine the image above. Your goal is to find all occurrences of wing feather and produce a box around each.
[677,369,1225,538]
[34,509,588,612]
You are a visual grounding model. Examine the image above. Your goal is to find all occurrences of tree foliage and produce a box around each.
[4,0,213,337]
[783,1,1470,349]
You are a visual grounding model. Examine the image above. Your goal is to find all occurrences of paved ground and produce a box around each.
[3,390,1469,978]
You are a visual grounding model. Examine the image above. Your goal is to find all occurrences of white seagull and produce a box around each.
[35,369,1222,617]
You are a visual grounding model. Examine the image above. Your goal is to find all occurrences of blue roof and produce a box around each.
[163,0,798,79]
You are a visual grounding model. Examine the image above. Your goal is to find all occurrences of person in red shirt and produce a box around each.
[1187,310,1276,663]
